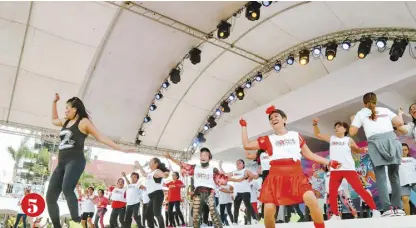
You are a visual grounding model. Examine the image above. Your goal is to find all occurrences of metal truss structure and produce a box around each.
[107,1,267,65]
[0,120,189,159]
[190,27,416,154]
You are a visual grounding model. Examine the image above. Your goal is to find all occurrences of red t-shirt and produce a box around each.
[165,180,183,202]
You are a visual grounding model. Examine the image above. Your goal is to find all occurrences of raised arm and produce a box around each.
[134,161,148,177]
[349,138,367,154]
[154,169,169,179]
[121,172,131,185]
[218,161,233,177]
[240,118,260,150]
[165,152,181,166]
[83,119,135,153]
[245,169,259,180]
[52,93,64,127]
[391,108,404,128]
[312,118,331,143]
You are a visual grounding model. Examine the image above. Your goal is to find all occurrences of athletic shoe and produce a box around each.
[381,207,395,217]
[394,207,406,216]
[371,210,381,218]
[329,215,341,220]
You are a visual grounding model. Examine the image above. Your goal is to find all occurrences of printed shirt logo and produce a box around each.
[274,138,296,147]
[331,141,346,146]
[196,171,211,180]
[59,129,75,150]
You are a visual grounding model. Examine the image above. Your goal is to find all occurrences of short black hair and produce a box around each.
[131,172,139,179]
[268,109,287,126]
[237,159,245,168]
[98,189,104,195]
[334,121,349,136]
[200,147,212,159]
[88,186,94,191]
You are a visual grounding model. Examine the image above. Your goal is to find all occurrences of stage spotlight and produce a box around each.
[245,80,252,89]
[221,101,230,113]
[287,55,294,65]
[255,72,263,81]
[262,1,272,7]
[341,40,351,50]
[215,109,222,116]
[245,1,261,21]
[236,87,245,100]
[208,116,217,128]
[376,37,387,49]
[144,116,151,123]
[203,124,209,131]
[169,69,181,84]
[389,38,408,62]
[357,37,373,59]
[189,48,201,65]
[139,130,146,136]
[313,46,321,55]
[162,81,170,89]
[274,61,282,72]
[325,42,338,61]
[155,92,163,100]
[217,20,231,39]
[229,93,236,101]
[197,132,206,143]
[149,103,157,111]
[135,138,142,145]
[299,50,310,65]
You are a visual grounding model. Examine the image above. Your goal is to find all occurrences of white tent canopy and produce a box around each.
[1,1,416,159]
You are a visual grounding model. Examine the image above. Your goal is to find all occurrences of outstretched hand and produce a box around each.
[164,152,172,160]
[398,107,404,116]
[312,118,319,125]
[53,93,60,103]
[329,160,342,169]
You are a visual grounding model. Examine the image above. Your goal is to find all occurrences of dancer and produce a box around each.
[122,172,145,228]
[48,93,134,228]
[350,92,405,216]
[164,171,186,227]
[109,178,127,228]
[14,187,30,228]
[94,189,109,228]
[135,158,170,228]
[312,118,379,218]
[398,143,416,215]
[164,147,243,228]
[218,183,234,225]
[240,105,341,228]
[219,159,258,225]
[141,189,156,227]
[80,187,97,228]
[396,103,416,140]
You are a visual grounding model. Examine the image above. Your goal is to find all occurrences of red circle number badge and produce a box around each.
[21,193,46,217]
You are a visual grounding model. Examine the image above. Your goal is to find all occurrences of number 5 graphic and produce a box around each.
[28,199,38,214]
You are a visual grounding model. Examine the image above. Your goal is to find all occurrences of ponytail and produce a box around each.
[363,92,378,121]
[369,102,377,121]
[152,157,170,173]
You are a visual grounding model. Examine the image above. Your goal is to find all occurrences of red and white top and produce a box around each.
[257,131,304,161]
[194,164,216,189]
[110,187,126,209]
[329,136,355,171]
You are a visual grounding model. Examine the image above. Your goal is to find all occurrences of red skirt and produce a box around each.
[259,159,312,205]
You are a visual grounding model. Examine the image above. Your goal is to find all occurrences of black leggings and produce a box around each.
[147,190,165,228]
[168,201,185,226]
[142,203,157,227]
[13,213,27,228]
[46,157,86,228]
[110,207,125,228]
[234,192,253,224]
[220,203,233,224]
[125,203,142,228]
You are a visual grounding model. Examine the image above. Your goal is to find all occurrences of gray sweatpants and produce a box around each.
[373,164,402,211]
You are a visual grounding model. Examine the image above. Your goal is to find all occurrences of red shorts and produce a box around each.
[259,159,312,205]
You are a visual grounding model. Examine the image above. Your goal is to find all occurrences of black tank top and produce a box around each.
[58,118,87,160]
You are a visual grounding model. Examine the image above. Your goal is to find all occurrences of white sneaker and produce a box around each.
[372,210,381,218]
[381,207,395,217]
[329,215,341,220]
[394,208,406,216]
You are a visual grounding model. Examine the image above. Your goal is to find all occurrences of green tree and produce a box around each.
[27,148,51,184]
[7,137,32,182]
[78,172,106,190]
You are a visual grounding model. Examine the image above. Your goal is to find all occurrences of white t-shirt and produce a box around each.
[329,136,355,171]
[232,169,250,193]
[267,131,302,161]
[126,183,142,205]
[81,195,96,213]
[146,170,162,194]
[351,107,396,138]
[142,189,150,204]
[111,188,126,202]
[403,122,416,140]
[250,181,260,203]
[399,157,416,186]
[259,152,271,171]
[218,185,232,204]
[194,164,216,189]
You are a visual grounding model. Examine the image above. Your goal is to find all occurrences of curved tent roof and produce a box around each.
[1,1,416,159]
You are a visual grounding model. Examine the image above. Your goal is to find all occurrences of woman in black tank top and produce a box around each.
[47,93,135,228]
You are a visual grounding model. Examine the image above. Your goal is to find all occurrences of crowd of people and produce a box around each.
[32,91,416,228]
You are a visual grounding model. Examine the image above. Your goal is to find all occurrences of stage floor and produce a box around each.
[201,215,416,228]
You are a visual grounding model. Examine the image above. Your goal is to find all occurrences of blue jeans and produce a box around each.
[14,213,27,228]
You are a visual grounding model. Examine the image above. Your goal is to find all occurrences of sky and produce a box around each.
[0,132,236,184]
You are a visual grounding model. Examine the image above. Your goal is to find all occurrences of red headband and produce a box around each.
[266,105,276,115]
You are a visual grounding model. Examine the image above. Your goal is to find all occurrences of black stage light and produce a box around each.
[189,48,201,65]
[149,103,157,111]
[144,116,151,123]
[245,1,261,21]
[138,130,146,136]
[389,39,408,62]
[376,37,387,49]
[170,68,181,84]
[236,87,245,100]
[221,101,230,113]
[217,21,231,39]
[197,133,206,143]
[287,55,294,65]
[262,1,272,7]
[208,116,217,128]
[135,138,141,145]
[357,38,373,59]
[274,61,281,72]
[299,50,310,65]
[255,72,263,81]
[325,42,338,61]
[155,92,163,100]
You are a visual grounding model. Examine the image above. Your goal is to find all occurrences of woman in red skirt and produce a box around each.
[240,106,341,228]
